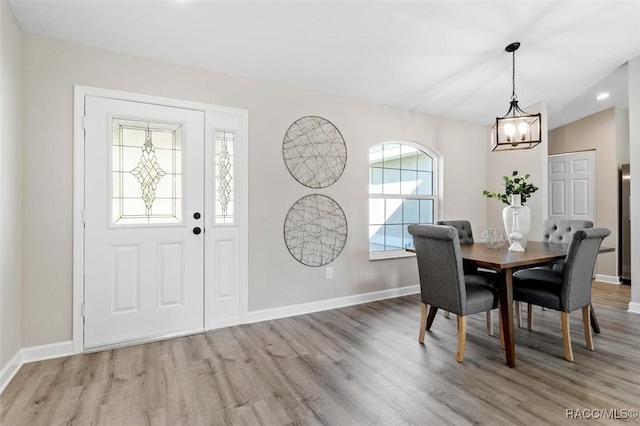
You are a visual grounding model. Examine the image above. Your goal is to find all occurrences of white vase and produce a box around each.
[502,204,531,248]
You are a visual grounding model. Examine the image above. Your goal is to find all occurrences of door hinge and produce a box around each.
[82,115,86,130]
[81,302,86,317]
[82,209,86,224]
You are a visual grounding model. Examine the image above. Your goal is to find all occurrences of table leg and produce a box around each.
[499,269,516,367]
[589,303,601,334]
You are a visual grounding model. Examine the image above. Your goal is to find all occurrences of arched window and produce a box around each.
[369,142,439,258]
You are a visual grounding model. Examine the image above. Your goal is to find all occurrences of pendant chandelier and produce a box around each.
[492,42,541,151]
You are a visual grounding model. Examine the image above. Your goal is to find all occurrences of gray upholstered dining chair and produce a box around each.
[437,220,477,273]
[518,218,593,328]
[512,228,610,362]
[541,218,593,271]
[408,224,500,362]
[437,220,497,335]
[436,220,475,244]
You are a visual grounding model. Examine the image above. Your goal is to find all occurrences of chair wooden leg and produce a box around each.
[444,311,450,318]
[582,306,594,351]
[515,301,522,328]
[419,303,428,343]
[527,303,533,331]
[426,305,438,330]
[498,312,505,350]
[486,310,493,336]
[561,312,574,362]
[456,316,467,363]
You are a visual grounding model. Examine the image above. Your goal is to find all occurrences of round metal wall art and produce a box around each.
[282,116,347,188]
[283,194,348,267]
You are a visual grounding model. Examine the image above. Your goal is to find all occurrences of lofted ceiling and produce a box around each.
[9,0,640,129]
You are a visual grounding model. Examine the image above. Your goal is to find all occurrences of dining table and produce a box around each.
[457,241,614,367]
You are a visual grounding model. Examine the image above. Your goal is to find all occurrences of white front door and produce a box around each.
[548,151,596,222]
[84,96,205,348]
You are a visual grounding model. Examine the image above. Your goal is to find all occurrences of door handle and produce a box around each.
[193,227,202,235]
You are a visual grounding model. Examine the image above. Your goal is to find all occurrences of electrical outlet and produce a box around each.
[326,267,333,279]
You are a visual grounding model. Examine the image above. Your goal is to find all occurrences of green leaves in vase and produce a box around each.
[482,170,539,206]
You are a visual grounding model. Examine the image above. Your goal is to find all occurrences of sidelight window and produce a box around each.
[214,130,234,224]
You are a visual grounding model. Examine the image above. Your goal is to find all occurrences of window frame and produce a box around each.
[368,140,441,260]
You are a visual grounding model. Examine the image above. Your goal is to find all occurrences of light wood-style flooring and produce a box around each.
[1,282,638,425]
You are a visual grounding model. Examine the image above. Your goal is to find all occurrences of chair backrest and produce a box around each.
[561,227,611,311]
[437,220,474,244]
[542,219,593,244]
[408,224,466,315]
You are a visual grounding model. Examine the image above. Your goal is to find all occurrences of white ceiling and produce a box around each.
[9,0,640,129]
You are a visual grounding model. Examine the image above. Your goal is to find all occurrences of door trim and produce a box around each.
[73,85,249,354]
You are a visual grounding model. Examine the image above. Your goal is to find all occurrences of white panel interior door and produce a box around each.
[84,96,205,348]
[548,151,596,222]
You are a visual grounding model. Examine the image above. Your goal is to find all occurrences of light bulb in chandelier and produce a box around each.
[504,123,515,142]
[518,122,528,141]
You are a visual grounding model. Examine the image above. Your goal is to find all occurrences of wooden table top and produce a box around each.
[459,242,568,271]
[407,242,614,272]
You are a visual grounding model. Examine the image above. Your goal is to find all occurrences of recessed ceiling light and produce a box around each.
[596,92,610,100]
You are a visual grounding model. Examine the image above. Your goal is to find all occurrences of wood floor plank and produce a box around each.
[1,282,637,425]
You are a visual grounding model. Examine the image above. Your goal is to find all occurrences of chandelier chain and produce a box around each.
[511,50,517,101]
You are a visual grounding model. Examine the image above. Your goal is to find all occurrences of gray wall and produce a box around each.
[20,33,489,346]
[548,107,628,278]
[0,0,23,370]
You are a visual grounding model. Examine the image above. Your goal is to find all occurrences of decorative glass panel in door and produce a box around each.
[215,130,234,224]
[112,119,182,225]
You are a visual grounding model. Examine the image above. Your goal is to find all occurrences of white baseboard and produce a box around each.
[595,274,621,284]
[0,341,73,395]
[247,285,420,324]
[21,341,73,364]
[628,302,640,315]
[0,350,22,395]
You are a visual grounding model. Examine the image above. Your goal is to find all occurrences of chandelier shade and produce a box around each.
[492,42,542,152]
